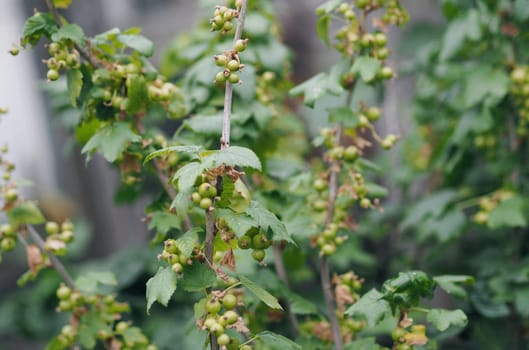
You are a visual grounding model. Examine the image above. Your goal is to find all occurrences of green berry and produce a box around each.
[222,293,238,310]
[215,71,227,83]
[1,238,16,252]
[227,60,240,72]
[115,321,129,333]
[217,334,230,346]
[344,146,359,161]
[206,298,222,314]
[374,32,387,47]
[392,327,407,341]
[321,243,336,256]
[228,73,240,84]
[238,235,252,249]
[313,178,328,192]
[234,39,248,52]
[215,54,229,67]
[5,188,18,201]
[191,192,202,204]
[210,323,225,336]
[252,233,268,249]
[1,224,14,237]
[45,221,60,235]
[198,183,217,198]
[366,107,381,121]
[252,249,266,262]
[199,197,213,210]
[172,262,183,273]
[56,285,72,300]
[379,66,394,79]
[223,21,234,31]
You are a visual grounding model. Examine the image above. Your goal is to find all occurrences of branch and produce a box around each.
[26,225,76,289]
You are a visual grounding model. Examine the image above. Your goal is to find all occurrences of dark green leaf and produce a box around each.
[514,287,529,318]
[202,146,262,171]
[427,308,468,331]
[146,266,177,314]
[81,122,141,162]
[51,24,85,45]
[176,228,201,257]
[78,309,112,349]
[181,263,216,292]
[328,106,359,128]
[316,15,331,46]
[488,195,528,229]
[148,211,181,235]
[290,72,344,108]
[246,201,293,243]
[345,289,392,327]
[257,331,301,350]
[145,145,202,163]
[365,183,389,198]
[126,74,148,113]
[7,202,45,227]
[433,275,474,299]
[172,162,202,192]
[216,209,256,237]
[117,34,154,56]
[462,66,509,108]
[344,337,382,350]
[66,69,83,107]
[22,13,57,46]
[239,275,283,310]
[351,56,381,82]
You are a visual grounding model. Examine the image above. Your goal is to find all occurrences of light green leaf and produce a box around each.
[440,9,481,60]
[365,183,389,198]
[434,275,474,299]
[351,56,381,82]
[172,162,202,192]
[81,122,141,162]
[75,271,118,293]
[345,289,391,327]
[22,13,57,46]
[122,327,148,346]
[202,146,262,171]
[216,209,256,237]
[126,74,148,113]
[146,266,177,314]
[246,201,293,243]
[488,195,528,229]
[144,145,203,163]
[170,188,193,218]
[427,308,468,331]
[181,263,216,292]
[67,69,83,107]
[176,228,201,257]
[316,15,331,46]
[117,34,154,56]
[78,309,111,349]
[328,106,359,128]
[257,331,301,350]
[239,275,283,310]
[290,72,344,108]
[52,0,72,8]
[316,0,342,14]
[184,114,223,135]
[7,201,45,227]
[148,211,181,235]
[514,287,529,318]
[344,337,381,350]
[51,24,85,45]
[462,66,509,108]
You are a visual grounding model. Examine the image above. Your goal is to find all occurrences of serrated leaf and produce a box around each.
[216,209,256,237]
[7,201,45,227]
[427,308,468,331]
[202,146,262,171]
[78,309,111,349]
[148,211,181,235]
[290,72,343,108]
[176,228,201,257]
[345,289,391,327]
[146,266,177,314]
[22,13,57,46]
[434,275,474,299]
[181,263,216,292]
[51,23,85,45]
[239,275,283,310]
[117,34,154,56]
[257,331,301,350]
[462,66,509,108]
[126,74,148,113]
[328,107,359,127]
[81,122,141,162]
[487,196,528,230]
[122,327,148,345]
[246,201,293,243]
[145,145,203,163]
[170,188,193,218]
[351,56,381,82]
[75,271,118,293]
[67,69,83,107]
[172,162,202,192]
[52,0,72,8]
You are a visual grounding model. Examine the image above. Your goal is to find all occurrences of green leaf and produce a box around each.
[45,337,66,350]
[172,162,202,192]
[181,263,216,292]
[202,146,262,171]
[440,9,481,60]
[427,308,468,331]
[122,327,148,346]
[257,331,301,350]
[117,34,154,56]
[126,74,148,113]
[351,56,381,82]
[66,69,83,107]
[316,0,342,14]
[462,66,509,108]
[344,337,381,350]
[52,0,72,8]
[328,107,359,128]
[75,271,118,293]
[514,287,529,318]
[283,290,319,315]
[487,195,528,229]
[382,271,436,310]
[289,72,344,108]
[170,188,193,218]
[246,201,293,243]
[7,201,45,227]
[365,183,389,198]
[81,122,141,162]
[316,15,331,46]
[78,309,111,349]
[148,211,181,235]
[22,13,57,46]
[175,228,201,257]
[146,266,177,314]
[514,0,529,22]
[51,24,85,45]
[240,275,283,310]
[145,145,203,163]
[216,209,256,237]
[433,275,474,299]
[345,289,392,327]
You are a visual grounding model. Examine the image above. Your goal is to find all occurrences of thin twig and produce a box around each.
[272,244,300,338]
[26,225,76,289]
[221,0,248,149]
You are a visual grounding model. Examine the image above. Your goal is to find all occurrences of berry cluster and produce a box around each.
[42,220,75,256]
[391,324,428,350]
[56,284,156,350]
[213,40,248,85]
[255,71,276,105]
[509,65,529,134]
[210,5,239,34]
[314,223,347,257]
[473,190,513,225]
[44,41,80,81]
[0,223,16,258]
[159,237,199,274]
[237,227,271,262]
[191,182,218,210]
[335,272,365,340]
[201,290,252,350]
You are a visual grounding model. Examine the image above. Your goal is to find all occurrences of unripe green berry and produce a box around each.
[198,183,217,198]
[223,21,234,32]
[227,60,240,72]
[313,178,328,192]
[191,192,202,204]
[228,73,240,84]
[172,262,183,273]
[222,293,238,310]
[366,107,381,121]
[217,334,230,346]
[344,146,359,162]
[210,323,225,336]
[47,69,60,81]
[215,54,229,67]
[215,71,227,83]
[321,243,336,256]
[234,39,248,52]
[46,221,60,235]
[206,298,222,314]
[5,188,18,202]
[238,235,252,249]
[1,238,16,252]
[374,32,388,47]
[115,321,129,333]
[56,285,72,300]
[199,197,213,210]
[252,249,265,262]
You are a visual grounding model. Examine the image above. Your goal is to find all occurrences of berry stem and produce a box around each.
[26,224,76,289]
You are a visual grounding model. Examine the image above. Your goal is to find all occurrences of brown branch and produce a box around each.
[26,225,76,289]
